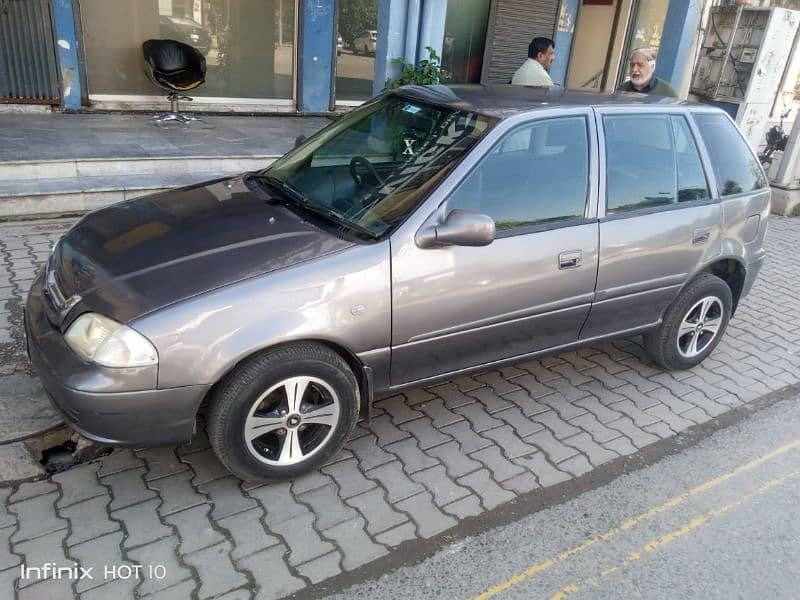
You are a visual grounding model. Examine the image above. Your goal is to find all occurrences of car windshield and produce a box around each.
[260,94,495,239]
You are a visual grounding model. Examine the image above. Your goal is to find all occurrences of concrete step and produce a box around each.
[0,155,278,219]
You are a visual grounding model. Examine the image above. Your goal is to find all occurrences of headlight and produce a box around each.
[64,313,158,368]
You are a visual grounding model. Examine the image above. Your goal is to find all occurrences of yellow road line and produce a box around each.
[474,438,800,600]
[549,467,800,599]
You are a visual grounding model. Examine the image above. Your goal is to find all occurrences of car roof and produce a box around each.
[392,84,704,119]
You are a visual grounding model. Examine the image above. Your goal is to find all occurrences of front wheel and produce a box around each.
[208,343,359,481]
[644,274,732,370]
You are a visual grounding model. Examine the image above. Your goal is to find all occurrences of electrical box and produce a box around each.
[690,6,800,149]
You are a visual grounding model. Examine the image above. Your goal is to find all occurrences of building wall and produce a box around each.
[566,3,618,89]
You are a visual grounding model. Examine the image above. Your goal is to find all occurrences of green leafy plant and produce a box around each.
[385,46,443,89]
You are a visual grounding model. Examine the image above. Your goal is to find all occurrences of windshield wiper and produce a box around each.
[246,173,379,240]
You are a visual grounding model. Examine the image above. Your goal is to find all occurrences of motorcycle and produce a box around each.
[758,108,791,168]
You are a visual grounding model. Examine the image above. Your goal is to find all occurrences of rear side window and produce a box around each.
[671,116,710,203]
[604,114,676,213]
[693,113,767,197]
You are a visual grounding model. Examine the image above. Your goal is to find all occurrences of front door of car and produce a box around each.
[580,110,722,340]
[390,113,600,387]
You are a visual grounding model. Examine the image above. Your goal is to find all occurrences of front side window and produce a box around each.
[446,116,590,232]
[263,95,495,238]
[693,113,767,197]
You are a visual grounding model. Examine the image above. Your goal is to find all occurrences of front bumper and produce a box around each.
[25,272,209,447]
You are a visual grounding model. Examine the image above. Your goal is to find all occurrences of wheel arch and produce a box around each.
[699,257,747,314]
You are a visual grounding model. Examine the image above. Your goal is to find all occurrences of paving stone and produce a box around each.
[297,483,358,531]
[561,432,618,467]
[218,507,281,562]
[374,395,424,425]
[0,490,15,531]
[375,521,418,547]
[97,449,144,478]
[474,371,521,396]
[649,372,697,399]
[112,498,172,549]
[8,480,57,504]
[175,423,211,457]
[525,429,579,464]
[568,413,620,444]
[617,384,661,411]
[493,406,546,438]
[395,491,457,539]
[322,516,388,570]
[574,395,623,424]
[648,387,695,415]
[467,386,514,414]
[497,364,528,379]
[606,417,660,449]
[104,467,157,511]
[481,424,539,459]
[550,363,594,386]
[399,416,452,450]
[440,421,493,454]
[451,375,486,392]
[346,488,408,535]
[62,495,119,546]
[70,531,128,593]
[500,472,540,495]
[431,383,475,409]
[543,380,591,407]
[369,414,411,448]
[531,410,582,440]
[0,526,20,571]
[182,541,246,599]
[164,504,224,554]
[510,374,554,399]
[607,399,660,428]
[682,391,729,417]
[516,361,561,383]
[416,398,464,428]
[9,492,66,542]
[238,545,306,600]
[557,454,594,477]
[181,448,229,486]
[291,470,333,495]
[644,421,675,439]
[514,452,571,487]
[559,350,600,372]
[141,580,197,600]
[296,550,343,584]
[384,437,439,474]
[17,578,72,600]
[456,469,516,510]
[199,477,257,520]
[249,481,308,525]
[346,434,395,471]
[441,494,484,519]
[470,446,525,482]
[410,465,472,508]
[14,530,70,589]
[602,436,639,457]
[582,366,627,389]
[322,457,377,500]
[646,404,695,433]
[426,441,482,479]
[403,388,437,405]
[148,471,207,517]
[273,510,335,566]
[616,369,660,393]
[366,461,424,503]
[452,402,504,433]
[53,463,105,509]
[136,448,188,482]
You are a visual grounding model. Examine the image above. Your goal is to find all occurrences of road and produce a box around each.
[326,391,800,599]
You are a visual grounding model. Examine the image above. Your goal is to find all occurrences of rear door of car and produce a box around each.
[390,108,601,386]
[580,107,722,340]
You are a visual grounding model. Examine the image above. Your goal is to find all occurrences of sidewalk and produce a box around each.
[0,216,798,599]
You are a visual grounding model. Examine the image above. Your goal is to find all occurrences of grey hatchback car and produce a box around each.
[25,85,769,481]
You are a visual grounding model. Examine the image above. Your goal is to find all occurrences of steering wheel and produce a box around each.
[349,156,385,187]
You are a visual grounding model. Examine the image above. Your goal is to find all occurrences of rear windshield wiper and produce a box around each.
[245,173,379,240]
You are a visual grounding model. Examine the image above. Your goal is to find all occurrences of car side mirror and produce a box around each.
[415,209,496,249]
[294,134,307,148]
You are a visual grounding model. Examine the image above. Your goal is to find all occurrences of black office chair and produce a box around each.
[142,39,206,125]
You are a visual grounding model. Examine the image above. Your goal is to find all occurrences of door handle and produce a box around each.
[692,227,712,245]
[559,250,582,269]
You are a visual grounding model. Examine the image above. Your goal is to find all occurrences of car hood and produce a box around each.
[51,176,355,324]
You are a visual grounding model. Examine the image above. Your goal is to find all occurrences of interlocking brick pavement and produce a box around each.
[1,216,799,598]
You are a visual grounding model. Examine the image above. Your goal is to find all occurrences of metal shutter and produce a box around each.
[483,0,559,84]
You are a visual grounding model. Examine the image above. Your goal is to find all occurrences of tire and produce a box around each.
[644,273,732,370]
[208,343,359,481]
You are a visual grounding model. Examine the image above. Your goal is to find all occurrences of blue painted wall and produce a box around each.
[655,0,702,94]
[550,0,579,87]
[51,0,82,109]
[299,0,335,112]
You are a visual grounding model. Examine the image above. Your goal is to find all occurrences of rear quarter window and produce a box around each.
[693,113,767,197]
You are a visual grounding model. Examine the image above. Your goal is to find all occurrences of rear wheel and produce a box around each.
[208,343,359,481]
[644,274,732,370]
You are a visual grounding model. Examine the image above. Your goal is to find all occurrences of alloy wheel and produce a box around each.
[676,296,724,358]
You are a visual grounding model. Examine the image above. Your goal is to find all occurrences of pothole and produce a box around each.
[24,426,113,475]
